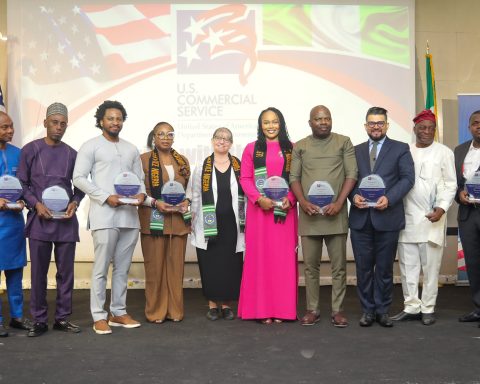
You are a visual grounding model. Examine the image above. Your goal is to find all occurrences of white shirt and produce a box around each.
[462,142,480,180]
[73,135,146,230]
[399,142,457,245]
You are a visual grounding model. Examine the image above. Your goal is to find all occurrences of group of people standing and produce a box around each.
[1,100,480,337]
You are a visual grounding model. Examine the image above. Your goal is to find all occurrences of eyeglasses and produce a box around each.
[366,121,386,128]
[155,132,175,139]
[213,136,232,143]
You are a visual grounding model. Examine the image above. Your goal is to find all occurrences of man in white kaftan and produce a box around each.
[393,109,456,325]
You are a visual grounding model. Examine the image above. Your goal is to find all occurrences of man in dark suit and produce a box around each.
[454,109,480,326]
[349,106,414,327]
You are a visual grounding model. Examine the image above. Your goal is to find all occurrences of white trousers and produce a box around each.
[397,242,443,314]
[90,228,139,322]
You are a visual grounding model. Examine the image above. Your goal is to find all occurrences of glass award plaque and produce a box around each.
[114,172,141,204]
[307,181,334,214]
[466,171,480,203]
[161,181,186,212]
[262,176,289,208]
[0,175,23,209]
[42,186,70,219]
[358,174,386,207]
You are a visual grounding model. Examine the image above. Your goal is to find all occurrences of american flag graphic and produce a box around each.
[20,3,174,130]
[23,4,171,83]
[177,4,257,85]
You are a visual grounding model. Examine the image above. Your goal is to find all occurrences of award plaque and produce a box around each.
[358,174,386,207]
[42,186,70,219]
[114,172,141,204]
[262,176,289,208]
[161,181,186,212]
[307,181,334,214]
[0,175,23,209]
[466,171,480,203]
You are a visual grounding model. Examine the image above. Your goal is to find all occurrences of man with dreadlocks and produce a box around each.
[73,100,146,335]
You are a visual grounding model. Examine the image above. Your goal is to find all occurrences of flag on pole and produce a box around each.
[0,84,6,112]
[425,44,438,140]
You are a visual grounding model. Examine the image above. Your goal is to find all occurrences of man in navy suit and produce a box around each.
[349,106,414,327]
[455,109,480,326]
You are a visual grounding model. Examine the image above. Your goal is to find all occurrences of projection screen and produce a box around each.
[7,1,415,264]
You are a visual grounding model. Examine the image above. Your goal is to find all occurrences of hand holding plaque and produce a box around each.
[114,172,141,205]
[466,171,480,203]
[0,175,23,210]
[42,186,70,219]
[307,181,334,214]
[161,181,186,212]
[358,174,386,207]
[262,176,289,208]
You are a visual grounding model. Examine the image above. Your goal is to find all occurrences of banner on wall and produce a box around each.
[456,94,480,285]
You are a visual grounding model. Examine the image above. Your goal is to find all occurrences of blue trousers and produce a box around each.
[0,267,24,322]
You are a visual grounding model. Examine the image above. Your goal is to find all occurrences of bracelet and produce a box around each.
[151,198,157,208]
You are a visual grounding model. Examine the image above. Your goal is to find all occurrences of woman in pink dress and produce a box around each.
[238,107,298,324]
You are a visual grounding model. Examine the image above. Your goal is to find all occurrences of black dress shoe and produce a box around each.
[9,318,33,331]
[359,313,375,327]
[206,308,219,321]
[422,313,436,326]
[221,307,235,320]
[391,311,421,321]
[0,323,8,337]
[53,320,81,333]
[27,322,48,337]
[458,311,480,322]
[376,314,393,328]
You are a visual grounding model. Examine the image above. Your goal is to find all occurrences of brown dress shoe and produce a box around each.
[300,310,320,326]
[331,312,348,327]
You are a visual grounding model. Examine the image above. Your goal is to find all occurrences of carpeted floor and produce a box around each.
[1,285,480,384]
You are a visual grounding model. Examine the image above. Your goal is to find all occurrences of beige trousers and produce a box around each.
[141,234,187,322]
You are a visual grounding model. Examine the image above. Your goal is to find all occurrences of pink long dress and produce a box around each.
[237,141,298,320]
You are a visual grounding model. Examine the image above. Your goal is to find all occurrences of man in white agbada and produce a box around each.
[392,109,456,325]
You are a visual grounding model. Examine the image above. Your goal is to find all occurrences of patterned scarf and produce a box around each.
[201,153,245,241]
[149,148,191,235]
[253,141,292,223]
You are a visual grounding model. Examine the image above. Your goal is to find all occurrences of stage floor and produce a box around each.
[2,285,480,384]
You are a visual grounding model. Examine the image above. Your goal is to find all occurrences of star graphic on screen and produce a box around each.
[69,56,80,69]
[72,5,81,15]
[57,42,66,54]
[205,27,224,53]
[179,41,201,67]
[89,63,100,75]
[29,65,38,76]
[52,63,61,74]
[52,63,62,74]
[184,17,206,41]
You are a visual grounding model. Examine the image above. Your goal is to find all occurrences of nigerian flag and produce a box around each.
[425,52,438,139]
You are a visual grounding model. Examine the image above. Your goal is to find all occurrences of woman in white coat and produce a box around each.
[190,127,245,321]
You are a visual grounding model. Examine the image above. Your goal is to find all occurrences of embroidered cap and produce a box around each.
[46,102,68,118]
